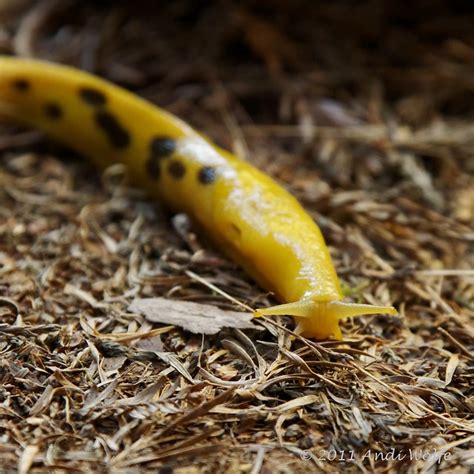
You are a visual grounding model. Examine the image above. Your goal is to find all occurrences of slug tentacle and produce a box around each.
[255,300,397,340]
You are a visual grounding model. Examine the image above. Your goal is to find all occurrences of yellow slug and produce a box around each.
[0,56,396,339]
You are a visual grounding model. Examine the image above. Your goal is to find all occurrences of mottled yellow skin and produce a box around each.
[0,56,396,339]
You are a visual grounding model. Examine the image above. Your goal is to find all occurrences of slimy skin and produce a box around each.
[0,56,396,339]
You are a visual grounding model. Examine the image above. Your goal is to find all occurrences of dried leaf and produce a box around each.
[129,297,256,335]
[18,445,39,474]
[116,380,165,406]
[158,387,235,438]
[275,395,319,413]
[445,353,460,386]
[80,379,119,415]
[29,385,55,416]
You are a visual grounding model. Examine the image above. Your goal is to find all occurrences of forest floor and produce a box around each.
[0,1,473,472]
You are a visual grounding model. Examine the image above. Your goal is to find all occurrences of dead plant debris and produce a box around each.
[0,1,473,473]
[129,297,256,335]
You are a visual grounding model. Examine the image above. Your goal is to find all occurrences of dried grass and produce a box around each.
[0,1,473,472]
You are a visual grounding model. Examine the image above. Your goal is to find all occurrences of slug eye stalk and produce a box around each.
[255,299,397,340]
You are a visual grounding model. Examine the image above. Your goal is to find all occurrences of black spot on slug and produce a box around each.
[80,87,107,106]
[168,160,186,179]
[145,136,176,179]
[95,111,130,148]
[198,166,216,184]
[44,102,62,119]
[13,79,30,92]
[150,136,176,158]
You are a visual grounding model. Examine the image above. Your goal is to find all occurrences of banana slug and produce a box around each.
[0,56,396,339]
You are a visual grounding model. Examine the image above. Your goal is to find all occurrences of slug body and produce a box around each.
[0,56,396,339]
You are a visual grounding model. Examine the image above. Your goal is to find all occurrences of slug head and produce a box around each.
[255,298,397,340]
